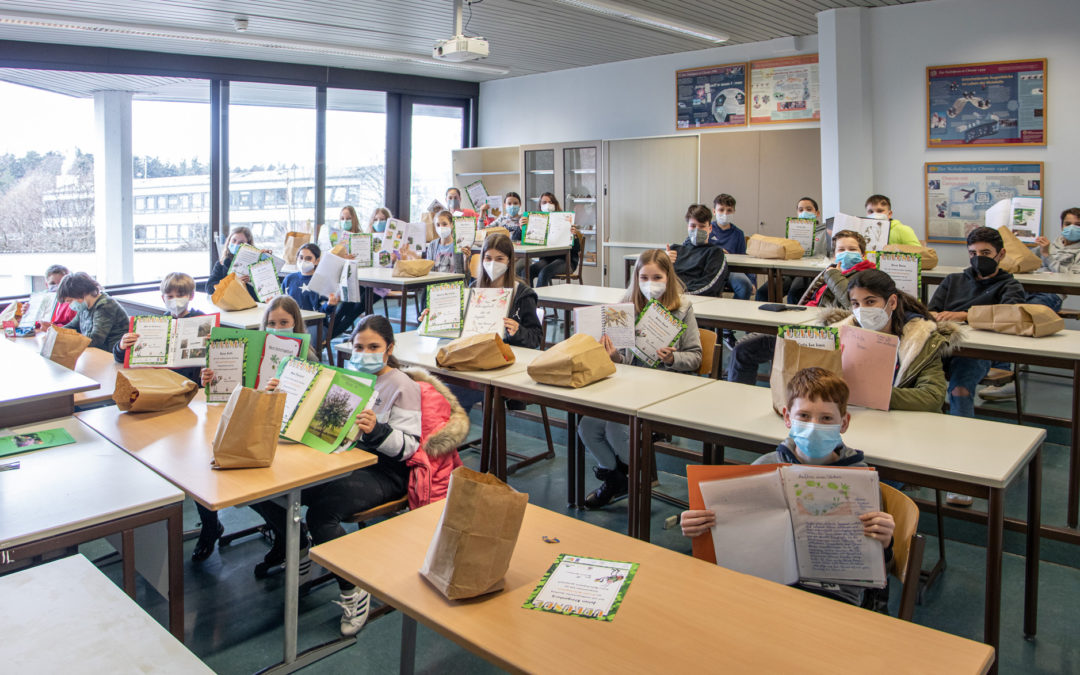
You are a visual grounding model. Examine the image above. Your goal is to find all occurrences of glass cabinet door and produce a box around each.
[563,145,598,267]
[524,149,555,212]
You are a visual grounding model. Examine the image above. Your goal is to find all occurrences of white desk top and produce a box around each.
[0,338,100,407]
[624,251,829,273]
[117,290,324,330]
[491,363,712,416]
[692,297,826,327]
[0,417,183,549]
[957,325,1080,361]
[514,243,571,256]
[352,267,465,287]
[535,284,719,307]
[638,380,1043,489]
[923,265,1080,289]
[1,555,213,674]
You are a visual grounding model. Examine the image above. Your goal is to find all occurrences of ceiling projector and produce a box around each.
[433,34,489,62]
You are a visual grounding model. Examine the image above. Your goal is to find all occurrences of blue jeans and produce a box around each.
[449,383,484,413]
[728,273,753,300]
[578,417,630,470]
[1026,292,1062,312]
[727,333,776,385]
[945,356,991,417]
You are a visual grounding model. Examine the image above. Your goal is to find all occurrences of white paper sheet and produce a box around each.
[228,244,262,277]
[256,333,303,389]
[834,213,888,252]
[785,217,816,256]
[421,281,466,337]
[453,217,477,254]
[573,303,635,350]
[461,287,513,337]
[128,316,171,366]
[631,301,686,367]
[465,180,488,209]
[205,339,246,403]
[169,314,216,368]
[275,358,321,431]
[306,251,348,298]
[248,259,282,302]
[547,212,574,247]
[523,212,549,245]
[874,251,920,296]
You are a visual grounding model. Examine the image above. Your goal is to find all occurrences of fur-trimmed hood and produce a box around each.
[401,367,470,457]
[821,309,962,385]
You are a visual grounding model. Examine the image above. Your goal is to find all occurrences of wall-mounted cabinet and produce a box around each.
[451,145,521,211]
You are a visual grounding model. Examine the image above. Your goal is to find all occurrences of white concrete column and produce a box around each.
[93,90,134,284]
[817,8,875,220]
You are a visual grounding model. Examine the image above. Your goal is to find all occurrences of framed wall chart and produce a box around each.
[748,54,819,125]
[924,161,1043,243]
[926,59,1046,147]
[676,62,747,130]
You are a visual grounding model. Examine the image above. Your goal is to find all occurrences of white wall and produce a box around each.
[864,0,1080,265]
[479,36,819,146]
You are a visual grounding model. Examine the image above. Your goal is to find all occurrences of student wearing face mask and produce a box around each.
[422,210,469,274]
[727,230,874,386]
[1030,207,1080,309]
[282,243,341,339]
[823,269,956,412]
[681,367,895,612]
[41,271,128,353]
[518,192,582,286]
[580,249,702,509]
[207,226,261,301]
[865,194,921,246]
[483,191,525,240]
[709,193,753,300]
[665,204,729,297]
[444,187,479,219]
[44,264,76,326]
[929,226,1025,425]
[784,198,837,304]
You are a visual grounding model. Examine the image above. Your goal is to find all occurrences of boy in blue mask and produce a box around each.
[709,193,753,300]
[681,367,895,610]
[1030,207,1080,308]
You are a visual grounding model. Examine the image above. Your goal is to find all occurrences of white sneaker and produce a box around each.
[333,588,370,637]
[946,492,974,507]
[979,382,1016,401]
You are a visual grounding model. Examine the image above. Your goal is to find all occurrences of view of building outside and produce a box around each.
[410,103,465,221]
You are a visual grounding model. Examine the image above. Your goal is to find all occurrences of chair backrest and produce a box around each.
[468,252,481,281]
[880,483,919,584]
[480,226,510,242]
[698,328,719,377]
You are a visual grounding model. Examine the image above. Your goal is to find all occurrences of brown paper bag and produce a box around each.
[882,244,939,270]
[436,333,515,370]
[392,259,436,277]
[527,333,615,388]
[419,466,528,600]
[282,231,311,263]
[967,304,1064,338]
[113,369,199,412]
[769,338,844,414]
[39,325,91,370]
[996,226,1042,274]
[747,234,804,260]
[211,385,286,469]
[211,272,258,311]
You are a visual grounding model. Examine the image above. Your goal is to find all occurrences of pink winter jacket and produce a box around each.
[402,368,470,509]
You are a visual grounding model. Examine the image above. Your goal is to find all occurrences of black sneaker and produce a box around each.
[722,330,739,351]
[583,460,629,510]
[191,521,224,563]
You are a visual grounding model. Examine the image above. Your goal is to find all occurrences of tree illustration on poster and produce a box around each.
[310,385,358,443]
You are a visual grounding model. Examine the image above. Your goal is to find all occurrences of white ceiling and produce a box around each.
[0,0,924,83]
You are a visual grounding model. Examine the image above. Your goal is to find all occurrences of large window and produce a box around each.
[327,89,387,228]
[228,83,316,251]
[132,92,211,282]
[409,103,465,221]
[0,74,96,296]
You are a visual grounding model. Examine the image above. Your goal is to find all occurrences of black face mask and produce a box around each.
[970,254,999,277]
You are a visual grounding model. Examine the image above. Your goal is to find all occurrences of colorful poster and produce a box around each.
[927,59,1046,147]
[675,62,747,130]
[924,162,1043,243]
[749,54,819,124]
[522,554,638,622]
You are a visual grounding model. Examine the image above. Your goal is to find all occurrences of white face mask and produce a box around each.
[714,213,729,225]
[853,306,890,332]
[299,260,316,275]
[869,212,889,221]
[540,202,556,213]
[165,297,189,317]
[639,280,666,300]
[436,226,453,240]
[483,260,508,282]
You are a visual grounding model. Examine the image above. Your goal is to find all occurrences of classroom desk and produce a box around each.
[634,380,1044,662]
[0,417,185,639]
[311,501,995,675]
[76,392,377,673]
[922,266,1080,301]
[351,268,465,333]
[14,334,119,406]
[489,364,712,532]
[2,555,213,674]
[117,290,328,349]
[622,252,828,301]
[953,326,1080,533]
[0,337,99,426]
[514,242,571,288]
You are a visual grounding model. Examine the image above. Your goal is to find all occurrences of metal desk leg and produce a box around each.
[121,529,136,598]
[493,387,507,481]
[985,487,1005,664]
[399,286,407,333]
[167,502,185,641]
[480,385,494,474]
[567,411,577,508]
[635,418,649,541]
[400,615,417,675]
[1069,363,1080,529]
[316,321,326,362]
[284,488,302,665]
[573,413,584,508]
[563,308,571,341]
[1025,446,1043,639]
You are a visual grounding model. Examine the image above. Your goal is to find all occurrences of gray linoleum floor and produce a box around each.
[77,317,1080,674]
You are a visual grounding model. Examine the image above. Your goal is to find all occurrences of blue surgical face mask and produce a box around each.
[69,300,86,312]
[350,350,386,374]
[788,419,843,460]
[836,251,862,271]
[506,204,520,218]
[798,210,816,220]
[1063,225,1080,243]
[228,242,241,255]
[373,220,387,233]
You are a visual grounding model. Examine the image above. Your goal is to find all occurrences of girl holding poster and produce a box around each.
[579,249,703,510]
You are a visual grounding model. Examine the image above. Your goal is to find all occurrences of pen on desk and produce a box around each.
[0,460,20,472]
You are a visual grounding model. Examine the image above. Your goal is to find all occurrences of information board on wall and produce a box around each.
[749,54,819,124]
[924,162,1043,243]
[927,59,1046,147]
[675,62,747,130]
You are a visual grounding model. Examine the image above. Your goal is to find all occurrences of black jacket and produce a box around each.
[668,239,729,297]
[927,267,1026,313]
[207,255,260,301]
